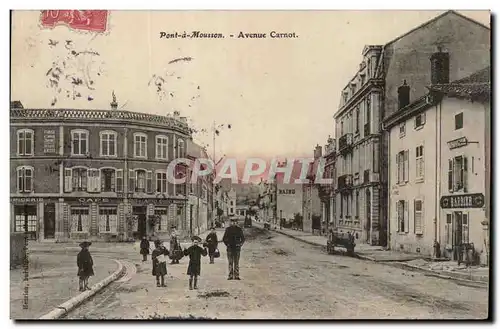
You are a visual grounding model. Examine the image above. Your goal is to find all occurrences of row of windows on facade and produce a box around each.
[339,96,371,137]
[399,111,464,138]
[14,207,182,234]
[336,141,379,176]
[395,199,470,246]
[15,166,208,197]
[396,145,470,193]
[341,58,374,105]
[16,129,187,159]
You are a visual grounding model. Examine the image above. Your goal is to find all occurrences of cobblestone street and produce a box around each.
[64,227,488,320]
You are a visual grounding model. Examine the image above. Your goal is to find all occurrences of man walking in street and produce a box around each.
[222,217,245,280]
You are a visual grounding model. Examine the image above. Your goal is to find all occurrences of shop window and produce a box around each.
[99,207,117,233]
[154,207,168,231]
[71,207,89,232]
[14,205,37,234]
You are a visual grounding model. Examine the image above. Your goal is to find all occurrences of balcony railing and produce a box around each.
[337,174,353,191]
[364,123,370,136]
[338,133,353,154]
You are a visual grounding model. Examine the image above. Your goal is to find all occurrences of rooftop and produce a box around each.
[428,66,491,99]
[10,107,191,135]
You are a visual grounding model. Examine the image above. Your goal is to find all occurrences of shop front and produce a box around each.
[11,197,40,240]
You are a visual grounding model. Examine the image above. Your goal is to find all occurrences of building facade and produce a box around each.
[10,102,209,242]
[302,145,323,233]
[334,45,385,246]
[321,136,336,232]
[384,63,490,263]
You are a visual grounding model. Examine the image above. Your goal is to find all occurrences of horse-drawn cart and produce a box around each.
[327,230,356,255]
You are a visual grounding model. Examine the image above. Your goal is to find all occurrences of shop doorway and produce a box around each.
[43,203,56,239]
[133,206,147,239]
[365,189,371,243]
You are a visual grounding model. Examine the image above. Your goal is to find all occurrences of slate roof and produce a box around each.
[428,66,491,99]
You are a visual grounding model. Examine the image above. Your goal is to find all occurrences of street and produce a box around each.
[64,227,488,319]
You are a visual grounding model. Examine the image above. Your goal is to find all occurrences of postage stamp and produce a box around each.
[9,10,491,321]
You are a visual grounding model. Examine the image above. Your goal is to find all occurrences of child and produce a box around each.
[183,236,208,290]
[204,227,219,264]
[140,236,150,262]
[152,240,169,287]
[77,241,94,292]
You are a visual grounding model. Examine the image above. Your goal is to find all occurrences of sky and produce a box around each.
[11,10,490,162]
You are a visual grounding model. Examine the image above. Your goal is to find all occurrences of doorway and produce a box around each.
[365,189,371,243]
[133,206,147,239]
[452,211,469,261]
[44,203,56,239]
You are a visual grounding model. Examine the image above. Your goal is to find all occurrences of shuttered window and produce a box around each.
[414,199,423,235]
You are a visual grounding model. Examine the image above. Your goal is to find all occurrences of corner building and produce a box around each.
[10,103,200,242]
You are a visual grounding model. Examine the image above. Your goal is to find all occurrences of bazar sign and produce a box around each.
[440,193,484,209]
[40,10,108,32]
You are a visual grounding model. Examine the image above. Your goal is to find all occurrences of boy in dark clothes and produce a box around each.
[140,236,150,262]
[204,227,219,264]
[152,240,169,287]
[77,241,94,292]
[183,236,208,290]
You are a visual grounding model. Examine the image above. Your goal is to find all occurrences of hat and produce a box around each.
[171,225,177,229]
[191,236,202,242]
[210,226,215,230]
[154,239,163,246]
[79,241,92,248]
[230,217,238,222]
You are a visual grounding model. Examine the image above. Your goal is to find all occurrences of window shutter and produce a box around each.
[404,150,409,182]
[396,153,400,183]
[95,169,101,192]
[146,171,153,194]
[87,170,93,192]
[448,159,453,192]
[462,212,469,243]
[63,168,72,192]
[404,200,409,233]
[116,169,123,192]
[101,170,106,191]
[129,169,135,192]
[396,201,400,232]
[17,168,23,192]
[422,113,426,125]
[463,157,468,192]
[445,213,452,246]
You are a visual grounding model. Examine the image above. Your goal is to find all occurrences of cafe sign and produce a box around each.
[447,137,468,150]
[440,193,484,209]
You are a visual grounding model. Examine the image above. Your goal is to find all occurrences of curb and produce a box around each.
[389,262,489,286]
[263,223,489,286]
[39,259,125,320]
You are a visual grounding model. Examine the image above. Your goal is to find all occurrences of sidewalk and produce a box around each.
[254,222,383,253]
[10,252,119,319]
[257,222,489,284]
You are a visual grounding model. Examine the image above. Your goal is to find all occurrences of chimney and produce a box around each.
[397,80,410,110]
[110,91,118,110]
[314,145,322,159]
[430,47,450,85]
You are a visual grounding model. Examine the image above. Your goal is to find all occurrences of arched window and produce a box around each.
[71,129,89,156]
[16,166,34,192]
[133,133,147,158]
[100,130,117,157]
[155,135,168,160]
[17,129,34,156]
